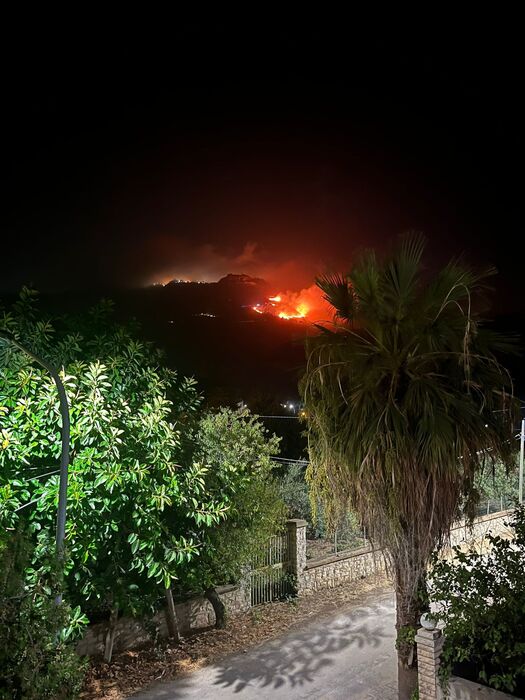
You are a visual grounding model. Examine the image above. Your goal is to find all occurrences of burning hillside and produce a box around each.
[252,285,332,322]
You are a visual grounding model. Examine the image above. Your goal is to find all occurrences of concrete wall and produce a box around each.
[77,583,250,657]
[447,676,516,699]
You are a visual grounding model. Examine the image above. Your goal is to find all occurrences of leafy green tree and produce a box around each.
[177,408,286,627]
[300,235,518,670]
[0,289,227,658]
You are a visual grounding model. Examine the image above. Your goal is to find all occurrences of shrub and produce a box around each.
[0,528,87,700]
[279,461,312,522]
[428,506,525,694]
[177,408,286,625]
[279,461,364,546]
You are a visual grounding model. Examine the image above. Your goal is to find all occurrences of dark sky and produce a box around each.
[3,21,523,310]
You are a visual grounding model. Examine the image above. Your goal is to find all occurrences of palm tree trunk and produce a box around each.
[395,586,420,665]
[395,567,429,667]
[395,581,421,700]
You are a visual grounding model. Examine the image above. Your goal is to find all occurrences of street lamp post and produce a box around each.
[519,418,525,503]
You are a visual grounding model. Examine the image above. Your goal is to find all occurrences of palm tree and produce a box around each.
[300,235,518,671]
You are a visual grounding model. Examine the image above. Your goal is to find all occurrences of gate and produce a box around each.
[250,533,291,606]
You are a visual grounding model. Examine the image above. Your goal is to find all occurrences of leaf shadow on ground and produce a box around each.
[209,601,392,695]
[129,597,397,699]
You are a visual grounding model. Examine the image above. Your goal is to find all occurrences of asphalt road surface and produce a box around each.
[130,591,398,700]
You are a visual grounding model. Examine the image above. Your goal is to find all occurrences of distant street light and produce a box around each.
[0,332,70,557]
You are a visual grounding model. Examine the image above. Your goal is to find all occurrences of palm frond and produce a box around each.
[316,273,354,321]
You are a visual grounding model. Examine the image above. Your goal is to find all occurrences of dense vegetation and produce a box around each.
[0,289,286,685]
[178,408,286,626]
[1,270,521,697]
[0,529,87,700]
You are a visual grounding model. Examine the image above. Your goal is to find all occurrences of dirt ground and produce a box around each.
[81,572,392,700]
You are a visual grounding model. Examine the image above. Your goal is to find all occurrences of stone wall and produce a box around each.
[448,509,513,550]
[300,544,386,594]
[77,511,512,656]
[287,519,307,581]
[295,510,511,595]
[77,583,250,657]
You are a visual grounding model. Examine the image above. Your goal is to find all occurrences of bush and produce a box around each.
[428,506,525,694]
[279,461,312,521]
[279,462,364,546]
[0,529,87,700]
[177,408,286,624]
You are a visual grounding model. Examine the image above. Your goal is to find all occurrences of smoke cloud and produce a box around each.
[143,239,322,292]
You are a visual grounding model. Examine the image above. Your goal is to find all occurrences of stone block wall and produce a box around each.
[300,545,386,594]
[77,583,250,657]
[76,511,512,656]
[287,519,307,583]
[448,510,513,550]
[416,627,444,700]
[295,510,511,595]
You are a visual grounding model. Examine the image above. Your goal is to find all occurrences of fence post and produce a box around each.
[286,519,307,593]
[240,564,252,609]
[416,620,444,700]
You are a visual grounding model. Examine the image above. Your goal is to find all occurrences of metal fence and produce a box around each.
[473,496,515,518]
[250,533,292,606]
[306,511,368,560]
[305,496,517,561]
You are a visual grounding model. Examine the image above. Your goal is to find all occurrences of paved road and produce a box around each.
[131,591,398,700]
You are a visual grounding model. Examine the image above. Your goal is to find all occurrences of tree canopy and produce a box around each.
[0,289,228,619]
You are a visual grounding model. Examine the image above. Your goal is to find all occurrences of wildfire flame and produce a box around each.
[278,303,308,320]
[252,285,330,322]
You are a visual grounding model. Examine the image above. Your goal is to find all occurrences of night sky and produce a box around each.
[3,21,523,311]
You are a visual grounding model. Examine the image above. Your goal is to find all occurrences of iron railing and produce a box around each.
[250,533,291,606]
